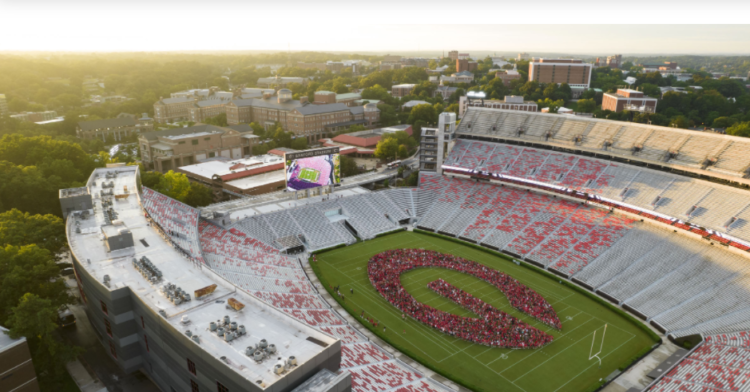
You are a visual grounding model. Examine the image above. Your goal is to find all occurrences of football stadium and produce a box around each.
[61,107,750,392]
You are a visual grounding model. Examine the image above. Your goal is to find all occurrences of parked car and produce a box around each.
[57,306,76,328]
[61,268,75,277]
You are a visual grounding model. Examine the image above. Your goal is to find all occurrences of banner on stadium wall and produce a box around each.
[284,147,341,192]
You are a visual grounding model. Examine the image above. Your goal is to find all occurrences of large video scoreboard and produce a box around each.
[284,147,341,192]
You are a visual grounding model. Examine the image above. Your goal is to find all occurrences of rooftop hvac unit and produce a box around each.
[210,321,217,331]
[288,356,297,366]
[180,316,190,325]
[191,335,200,344]
[274,364,284,375]
[267,344,277,354]
[185,330,192,337]
[259,339,268,349]
[253,350,264,362]
[217,327,225,337]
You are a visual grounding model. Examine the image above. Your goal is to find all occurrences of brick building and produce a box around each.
[187,99,232,123]
[177,154,287,198]
[379,63,402,71]
[528,58,592,88]
[77,114,154,141]
[313,91,336,104]
[441,71,474,84]
[447,51,459,61]
[391,84,416,98]
[458,95,538,118]
[326,62,344,72]
[226,90,379,143]
[139,124,258,172]
[456,59,478,73]
[495,69,522,87]
[602,89,658,113]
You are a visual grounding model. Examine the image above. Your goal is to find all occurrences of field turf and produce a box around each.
[311,231,658,392]
[298,168,320,183]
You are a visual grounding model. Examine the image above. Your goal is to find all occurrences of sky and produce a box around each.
[1,1,749,54]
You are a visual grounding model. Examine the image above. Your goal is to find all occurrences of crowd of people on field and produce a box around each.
[368,249,560,349]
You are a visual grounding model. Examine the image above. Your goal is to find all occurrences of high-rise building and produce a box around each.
[528,58,593,89]
[517,52,531,61]
[447,50,459,61]
[606,54,622,68]
[602,89,658,113]
[456,59,478,73]
[419,112,456,174]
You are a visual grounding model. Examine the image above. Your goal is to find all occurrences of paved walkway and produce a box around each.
[66,360,107,392]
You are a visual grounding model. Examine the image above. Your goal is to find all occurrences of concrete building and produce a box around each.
[187,99,233,123]
[447,51,459,61]
[0,325,40,392]
[335,93,361,107]
[0,94,8,117]
[458,95,538,118]
[226,91,379,143]
[602,89,658,113]
[139,124,258,172]
[10,111,58,123]
[402,100,431,111]
[60,166,347,392]
[379,63,402,71]
[382,55,402,62]
[323,125,413,157]
[456,59,478,73]
[441,71,474,84]
[313,91,336,105]
[178,154,287,198]
[495,69,522,87]
[391,84,416,98]
[256,76,308,88]
[420,112,455,174]
[77,114,154,141]
[517,52,531,61]
[528,59,593,89]
[606,54,622,68]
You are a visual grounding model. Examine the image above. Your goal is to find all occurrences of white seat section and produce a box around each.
[655,274,750,334]
[598,235,698,302]
[582,163,639,198]
[621,170,674,207]
[712,141,750,173]
[627,250,748,318]
[574,228,663,288]
[639,129,678,162]
[610,126,647,153]
[689,188,750,231]
[553,119,589,144]
[579,123,621,149]
[674,134,724,166]
[655,181,714,219]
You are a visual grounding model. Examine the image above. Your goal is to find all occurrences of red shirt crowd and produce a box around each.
[368,249,560,349]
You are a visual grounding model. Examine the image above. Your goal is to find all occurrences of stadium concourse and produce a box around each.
[137,108,750,391]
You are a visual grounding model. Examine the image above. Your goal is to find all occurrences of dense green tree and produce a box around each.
[576,98,597,113]
[183,182,213,207]
[340,155,361,177]
[536,98,565,113]
[641,83,661,98]
[727,122,750,137]
[0,209,66,256]
[5,293,84,388]
[377,103,399,126]
[291,137,308,150]
[713,117,738,128]
[0,244,71,323]
[157,170,192,200]
[407,103,437,125]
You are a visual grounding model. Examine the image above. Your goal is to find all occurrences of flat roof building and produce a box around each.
[602,88,658,113]
[495,69,522,87]
[256,76,308,88]
[391,84,416,98]
[10,111,58,123]
[139,124,258,173]
[0,325,40,392]
[60,166,345,392]
[324,125,413,156]
[458,95,538,118]
[528,58,593,89]
[178,154,287,198]
[77,114,154,142]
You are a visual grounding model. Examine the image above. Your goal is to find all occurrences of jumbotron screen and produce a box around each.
[285,147,341,191]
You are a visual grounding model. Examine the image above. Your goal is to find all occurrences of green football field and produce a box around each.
[298,168,320,182]
[311,231,659,392]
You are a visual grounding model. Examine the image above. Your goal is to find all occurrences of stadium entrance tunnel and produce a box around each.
[368,249,561,349]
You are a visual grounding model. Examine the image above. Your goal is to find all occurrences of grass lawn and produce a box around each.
[311,231,658,392]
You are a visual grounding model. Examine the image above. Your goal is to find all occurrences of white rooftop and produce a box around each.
[164,131,219,140]
[226,171,286,190]
[179,155,284,180]
[0,325,25,352]
[67,166,336,387]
